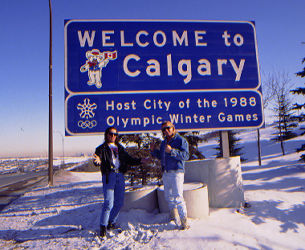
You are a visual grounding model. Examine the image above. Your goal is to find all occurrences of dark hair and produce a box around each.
[104,126,119,144]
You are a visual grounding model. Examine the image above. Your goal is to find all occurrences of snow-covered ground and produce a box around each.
[0,126,305,249]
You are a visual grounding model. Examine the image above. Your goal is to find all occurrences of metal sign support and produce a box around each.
[221,131,230,158]
[48,0,53,186]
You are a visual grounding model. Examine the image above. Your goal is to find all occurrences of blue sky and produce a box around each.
[0,0,304,157]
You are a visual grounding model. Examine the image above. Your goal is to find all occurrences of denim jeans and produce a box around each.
[162,171,187,219]
[100,172,125,226]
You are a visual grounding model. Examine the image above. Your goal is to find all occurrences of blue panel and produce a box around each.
[64,20,263,135]
[65,90,263,135]
[65,20,260,93]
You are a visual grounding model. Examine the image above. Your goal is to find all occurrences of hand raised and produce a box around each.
[165,144,172,153]
[93,154,101,165]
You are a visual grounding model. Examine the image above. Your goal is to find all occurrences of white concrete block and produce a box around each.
[185,157,245,208]
[122,185,158,213]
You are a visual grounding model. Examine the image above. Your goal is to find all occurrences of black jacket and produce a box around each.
[94,142,141,182]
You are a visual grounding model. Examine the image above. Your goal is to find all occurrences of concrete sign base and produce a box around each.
[185,157,245,208]
[122,185,158,213]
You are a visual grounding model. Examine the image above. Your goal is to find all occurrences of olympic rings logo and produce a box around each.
[78,120,97,129]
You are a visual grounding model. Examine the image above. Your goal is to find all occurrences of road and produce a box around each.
[0,160,92,211]
[0,171,48,211]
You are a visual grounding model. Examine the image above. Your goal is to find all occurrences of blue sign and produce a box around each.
[65,90,263,135]
[64,20,263,135]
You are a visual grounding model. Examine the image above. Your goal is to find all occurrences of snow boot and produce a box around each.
[100,225,107,238]
[107,222,116,230]
[170,208,180,226]
[180,217,190,230]
[107,222,122,233]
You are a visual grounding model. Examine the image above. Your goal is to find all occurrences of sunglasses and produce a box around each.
[162,126,172,132]
[108,132,118,136]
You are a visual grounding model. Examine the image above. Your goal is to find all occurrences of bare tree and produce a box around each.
[261,70,277,110]
[255,70,278,165]
[267,71,297,155]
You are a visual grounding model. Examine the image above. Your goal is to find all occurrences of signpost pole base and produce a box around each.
[221,131,230,158]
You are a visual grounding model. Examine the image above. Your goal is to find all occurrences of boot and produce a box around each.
[170,208,180,226]
[100,225,107,238]
[180,217,190,230]
[108,222,123,233]
[107,222,116,230]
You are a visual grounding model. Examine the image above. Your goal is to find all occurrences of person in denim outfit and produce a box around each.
[93,127,143,238]
[150,121,190,230]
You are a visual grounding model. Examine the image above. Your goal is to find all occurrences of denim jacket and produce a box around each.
[152,133,189,172]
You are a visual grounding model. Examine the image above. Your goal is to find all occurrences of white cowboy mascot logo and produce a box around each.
[80,49,117,88]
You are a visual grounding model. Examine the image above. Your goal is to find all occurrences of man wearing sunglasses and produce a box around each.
[93,126,143,238]
[150,121,190,230]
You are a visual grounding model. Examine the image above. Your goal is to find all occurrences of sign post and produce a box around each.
[48,0,53,186]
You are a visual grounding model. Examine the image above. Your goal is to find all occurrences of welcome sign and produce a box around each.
[64,20,263,135]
